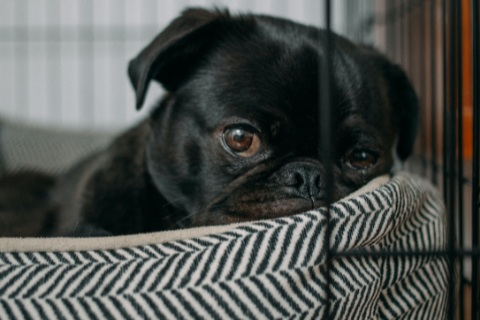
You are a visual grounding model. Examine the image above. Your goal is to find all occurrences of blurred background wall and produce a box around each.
[0,0,374,130]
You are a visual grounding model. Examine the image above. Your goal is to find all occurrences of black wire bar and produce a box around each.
[456,0,464,317]
[320,0,332,318]
[442,0,449,220]
[447,0,457,317]
[471,0,480,317]
[420,1,428,178]
[430,0,438,185]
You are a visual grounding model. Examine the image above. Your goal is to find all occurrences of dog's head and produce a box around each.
[128,9,418,227]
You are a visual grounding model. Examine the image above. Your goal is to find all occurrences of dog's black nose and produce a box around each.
[272,162,325,200]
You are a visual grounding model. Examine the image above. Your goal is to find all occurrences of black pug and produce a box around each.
[0,8,418,237]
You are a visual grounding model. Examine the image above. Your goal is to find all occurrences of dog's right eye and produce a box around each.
[223,127,261,157]
[346,150,377,170]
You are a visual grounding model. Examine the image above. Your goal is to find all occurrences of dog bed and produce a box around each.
[0,171,448,319]
[0,119,116,175]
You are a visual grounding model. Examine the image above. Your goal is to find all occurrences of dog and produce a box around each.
[0,8,418,237]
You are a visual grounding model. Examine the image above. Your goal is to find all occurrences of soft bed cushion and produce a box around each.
[0,119,115,174]
[0,172,448,319]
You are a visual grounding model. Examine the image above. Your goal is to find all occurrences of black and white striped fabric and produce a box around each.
[0,172,448,319]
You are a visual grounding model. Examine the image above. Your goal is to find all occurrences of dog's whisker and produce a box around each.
[173,204,232,228]
[162,197,184,208]
[162,206,191,221]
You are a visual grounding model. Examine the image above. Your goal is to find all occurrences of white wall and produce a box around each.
[0,0,355,130]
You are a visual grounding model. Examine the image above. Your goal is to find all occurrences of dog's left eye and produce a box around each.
[223,127,261,157]
[346,150,377,169]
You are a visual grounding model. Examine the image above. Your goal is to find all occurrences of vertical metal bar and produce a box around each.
[347,0,354,40]
[360,0,364,43]
[121,0,127,125]
[387,0,394,59]
[442,0,448,210]
[420,0,428,177]
[320,0,332,317]
[430,0,438,185]
[399,0,404,66]
[59,1,65,126]
[385,0,391,57]
[46,0,62,125]
[407,0,413,172]
[79,0,94,127]
[395,0,405,64]
[392,1,397,73]
[471,0,480,317]
[365,0,370,43]
[352,0,360,42]
[14,0,28,120]
[456,0,464,318]
[404,0,409,76]
[408,0,413,89]
[447,0,457,317]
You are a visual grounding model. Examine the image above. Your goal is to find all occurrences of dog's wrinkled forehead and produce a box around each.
[130,8,418,160]
[180,24,388,140]
[185,39,319,125]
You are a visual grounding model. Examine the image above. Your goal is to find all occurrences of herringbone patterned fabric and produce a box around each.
[0,172,448,319]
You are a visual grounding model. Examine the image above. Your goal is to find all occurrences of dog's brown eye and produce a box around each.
[223,127,261,157]
[347,150,376,169]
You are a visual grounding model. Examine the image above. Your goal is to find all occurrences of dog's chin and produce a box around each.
[191,198,326,227]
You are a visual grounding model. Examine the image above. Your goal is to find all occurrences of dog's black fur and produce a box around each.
[0,9,418,237]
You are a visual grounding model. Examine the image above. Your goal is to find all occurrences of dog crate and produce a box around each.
[0,0,478,319]
[368,1,479,319]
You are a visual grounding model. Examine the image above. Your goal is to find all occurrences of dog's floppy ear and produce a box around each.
[128,8,228,110]
[381,61,419,161]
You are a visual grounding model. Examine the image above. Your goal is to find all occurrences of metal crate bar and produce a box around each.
[447,0,457,317]
[471,0,480,317]
[420,0,428,178]
[320,0,333,317]
[442,0,449,212]
[456,0,464,317]
[430,0,438,185]
[373,1,480,317]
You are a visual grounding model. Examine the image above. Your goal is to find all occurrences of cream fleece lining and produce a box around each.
[0,174,390,253]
